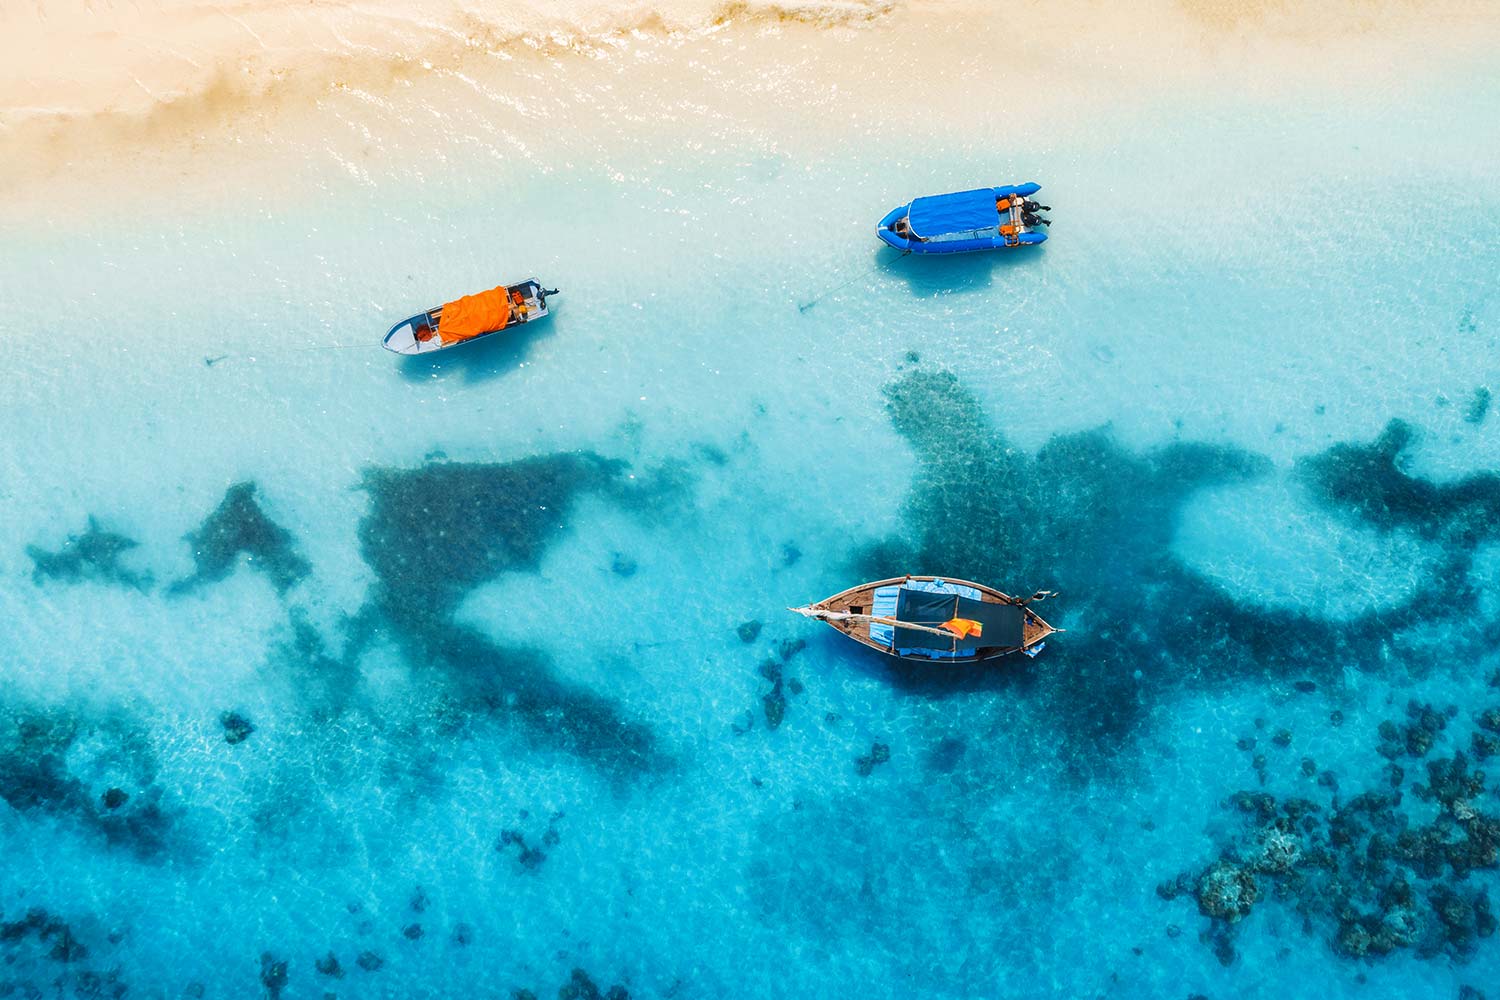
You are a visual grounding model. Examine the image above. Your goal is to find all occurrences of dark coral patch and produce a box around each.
[416,625,659,773]
[274,612,361,719]
[0,908,122,992]
[537,968,629,1000]
[170,483,310,595]
[354,454,662,774]
[856,370,1489,775]
[358,454,624,626]
[26,517,152,590]
[220,711,255,745]
[857,369,1271,765]
[1300,419,1500,546]
[0,706,170,859]
[259,953,289,999]
[1170,754,1500,964]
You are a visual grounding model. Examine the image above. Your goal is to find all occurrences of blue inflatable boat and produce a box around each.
[877,183,1048,254]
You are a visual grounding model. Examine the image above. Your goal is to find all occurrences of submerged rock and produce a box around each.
[762,682,786,730]
[355,951,383,972]
[558,969,602,1000]
[855,743,891,777]
[496,827,547,871]
[555,969,629,1000]
[1195,861,1259,922]
[220,711,255,745]
[259,953,288,999]
[315,953,344,978]
[1172,714,1500,969]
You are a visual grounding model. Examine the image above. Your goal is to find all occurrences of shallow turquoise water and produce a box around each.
[2,48,1500,1000]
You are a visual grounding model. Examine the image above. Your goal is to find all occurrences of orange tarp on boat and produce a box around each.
[941,617,983,639]
[437,286,510,342]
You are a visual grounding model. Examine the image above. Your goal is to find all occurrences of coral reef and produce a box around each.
[353,455,663,774]
[26,517,152,590]
[864,370,1500,778]
[855,742,891,776]
[0,704,171,859]
[220,711,255,745]
[170,483,310,595]
[1165,707,1500,965]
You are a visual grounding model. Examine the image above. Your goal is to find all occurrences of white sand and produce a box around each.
[2,0,1495,212]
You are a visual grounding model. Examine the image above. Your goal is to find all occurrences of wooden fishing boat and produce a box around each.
[790,575,1059,662]
[383,279,557,355]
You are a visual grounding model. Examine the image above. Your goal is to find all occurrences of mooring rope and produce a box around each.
[796,247,910,313]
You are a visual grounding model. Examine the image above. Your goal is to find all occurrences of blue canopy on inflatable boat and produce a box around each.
[907,188,1000,239]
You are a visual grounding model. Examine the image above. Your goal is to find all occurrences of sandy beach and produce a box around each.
[3,0,1496,216]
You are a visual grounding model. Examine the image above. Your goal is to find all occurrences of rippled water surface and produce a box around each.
[2,24,1500,1000]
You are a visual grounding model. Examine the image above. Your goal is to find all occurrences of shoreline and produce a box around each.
[2,0,1496,219]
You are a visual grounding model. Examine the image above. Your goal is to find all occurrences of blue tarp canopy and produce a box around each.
[907,188,998,239]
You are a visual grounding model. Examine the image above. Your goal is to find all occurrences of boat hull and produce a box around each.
[805,575,1056,662]
[383,279,554,355]
[877,183,1047,254]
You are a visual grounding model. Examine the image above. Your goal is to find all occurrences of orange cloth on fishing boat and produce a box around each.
[941,617,983,639]
[437,286,511,342]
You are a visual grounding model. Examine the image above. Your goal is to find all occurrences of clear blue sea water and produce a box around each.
[2,21,1500,1000]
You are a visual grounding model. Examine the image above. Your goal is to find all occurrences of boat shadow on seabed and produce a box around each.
[396,315,560,386]
[885,242,1045,299]
[810,624,1046,699]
